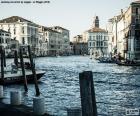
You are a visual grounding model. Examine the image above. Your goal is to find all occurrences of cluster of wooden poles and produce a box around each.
[0,45,40,96]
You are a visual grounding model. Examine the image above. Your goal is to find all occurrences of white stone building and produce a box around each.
[84,16,109,58]
[0,16,39,54]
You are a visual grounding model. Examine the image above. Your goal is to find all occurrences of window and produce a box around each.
[89,42,92,47]
[6,39,8,43]
[99,35,100,41]
[22,27,24,34]
[28,37,31,44]
[0,37,2,43]
[8,28,10,32]
[51,40,53,43]
[5,34,9,36]
[136,19,139,24]
[93,36,95,40]
[112,37,114,42]
[93,42,95,47]
[101,41,103,46]
[14,28,16,35]
[22,37,25,44]
[104,42,107,46]
[135,30,140,37]
[51,45,54,48]
[96,41,98,47]
[100,35,102,41]
[96,35,99,41]
[136,8,139,15]
[104,36,106,40]
[89,36,92,40]
[0,37,3,43]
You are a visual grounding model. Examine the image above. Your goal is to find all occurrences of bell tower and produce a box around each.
[93,16,99,28]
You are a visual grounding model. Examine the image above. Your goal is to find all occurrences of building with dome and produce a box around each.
[84,16,109,58]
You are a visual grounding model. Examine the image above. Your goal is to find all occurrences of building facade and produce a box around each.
[39,26,63,56]
[0,29,11,55]
[50,26,71,55]
[0,16,39,55]
[84,16,108,58]
[72,35,88,55]
[107,1,140,61]
[0,16,71,57]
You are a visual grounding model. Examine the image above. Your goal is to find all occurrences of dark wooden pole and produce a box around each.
[3,49,6,67]
[0,46,4,80]
[14,50,18,67]
[79,71,97,116]
[19,47,28,92]
[28,45,40,96]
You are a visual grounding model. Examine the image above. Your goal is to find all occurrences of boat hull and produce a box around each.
[117,62,140,66]
[0,70,45,85]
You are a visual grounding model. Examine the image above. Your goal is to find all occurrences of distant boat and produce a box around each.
[0,70,45,85]
[116,61,140,66]
[98,57,116,63]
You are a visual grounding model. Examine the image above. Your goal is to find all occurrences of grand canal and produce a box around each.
[3,56,140,116]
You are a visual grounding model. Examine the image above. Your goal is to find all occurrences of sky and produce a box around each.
[0,0,134,40]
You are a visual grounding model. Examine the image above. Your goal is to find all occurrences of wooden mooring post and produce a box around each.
[79,71,97,116]
[19,47,28,92]
[14,50,18,67]
[0,46,4,80]
[3,49,6,67]
[28,45,40,96]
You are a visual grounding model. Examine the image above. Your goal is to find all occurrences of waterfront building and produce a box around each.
[72,35,88,55]
[50,26,71,55]
[84,16,108,58]
[39,26,63,56]
[0,29,11,55]
[38,26,48,56]
[73,35,83,43]
[107,1,140,61]
[0,16,39,55]
[0,29,19,56]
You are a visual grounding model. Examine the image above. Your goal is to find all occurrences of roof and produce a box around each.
[131,0,140,4]
[41,26,61,33]
[50,26,69,31]
[86,27,107,33]
[0,16,38,26]
[108,14,122,22]
[0,29,10,34]
[73,35,82,38]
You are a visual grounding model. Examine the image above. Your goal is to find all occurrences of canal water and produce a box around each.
[3,56,140,116]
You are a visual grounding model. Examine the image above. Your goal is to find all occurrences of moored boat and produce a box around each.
[116,62,140,66]
[98,57,116,63]
[0,70,45,85]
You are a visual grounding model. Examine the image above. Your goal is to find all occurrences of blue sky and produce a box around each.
[0,0,133,40]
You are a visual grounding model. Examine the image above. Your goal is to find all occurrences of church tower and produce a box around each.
[93,16,99,28]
